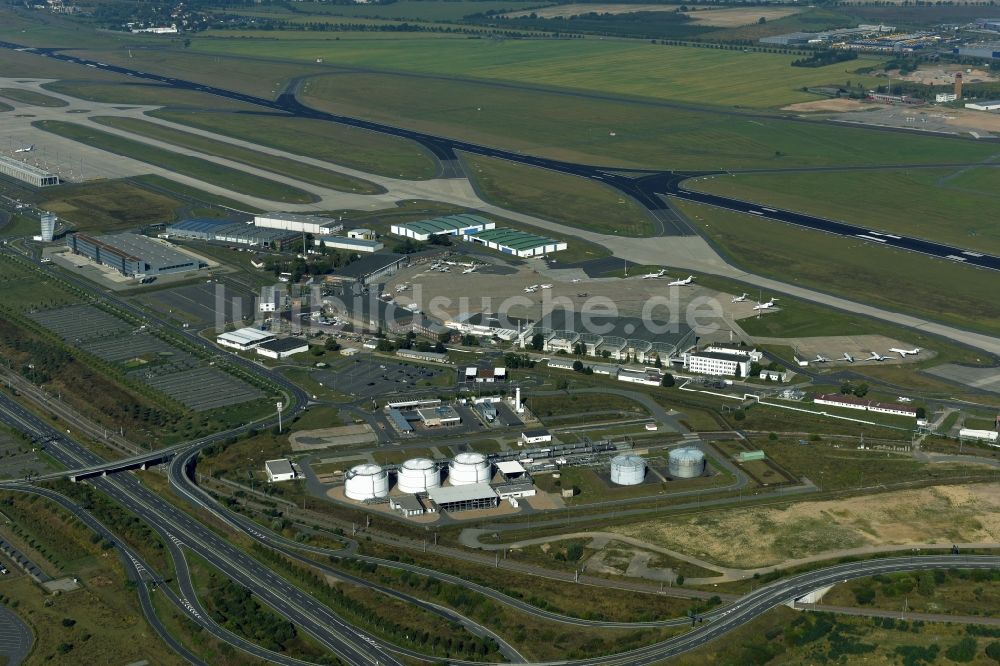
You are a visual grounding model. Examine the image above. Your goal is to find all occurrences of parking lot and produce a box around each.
[0,432,51,479]
[29,304,265,412]
[316,357,451,399]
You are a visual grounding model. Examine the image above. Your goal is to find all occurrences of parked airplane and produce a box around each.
[13,144,34,153]
[642,269,667,279]
[540,284,552,289]
[753,297,779,311]
[889,347,921,357]
[841,352,855,363]
[897,396,913,403]
[731,293,748,303]
[865,351,889,362]
[668,275,694,286]
[813,354,830,363]
[571,278,581,283]
[523,286,538,293]
[462,266,477,274]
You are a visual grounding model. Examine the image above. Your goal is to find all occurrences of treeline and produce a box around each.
[205,575,299,653]
[213,18,540,37]
[791,50,858,67]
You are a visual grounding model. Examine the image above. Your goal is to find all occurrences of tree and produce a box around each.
[915,406,926,419]
[573,342,585,356]
[734,364,742,379]
[654,354,662,368]
[853,383,869,398]
[749,361,762,376]
[572,360,584,372]
[661,373,675,387]
[530,333,545,351]
[758,16,766,24]
[324,337,340,352]
[984,641,1000,662]
[945,637,978,663]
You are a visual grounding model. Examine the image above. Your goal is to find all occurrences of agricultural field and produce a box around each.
[609,482,1000,569]
[676,200,1000,337]
[267,0,547,21]
[35,120,319,204]
[91,116,383,195]
[689,167,1000,255]
[147,109,437,180]
[461,153,654,236]
[38,179,185,233]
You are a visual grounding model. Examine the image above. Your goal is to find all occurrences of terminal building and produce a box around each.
[254,212,344,235]
[390,214,494,241]
[0,155,59,187]
[66,232,204,277]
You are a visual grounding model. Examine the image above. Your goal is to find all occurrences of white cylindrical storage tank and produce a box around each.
[397,457,441,494]
[345,463,389,501]
[448,452,491,486]
[668,447,706,479]
[610,454,646,486]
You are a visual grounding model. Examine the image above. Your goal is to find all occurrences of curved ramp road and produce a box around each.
[2,42,998,273]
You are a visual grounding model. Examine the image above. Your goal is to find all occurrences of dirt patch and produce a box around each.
[936,107,1000,134]
[897,65,998,86]
[290,423,376,451]
[610,483,1000,568]
[782,98,886,113]
[684,6,801,27]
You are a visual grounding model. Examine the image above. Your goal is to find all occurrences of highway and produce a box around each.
[2,41,999,273]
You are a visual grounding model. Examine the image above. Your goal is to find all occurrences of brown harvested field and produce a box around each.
[504,3,679,18]
[609,483,1000,568]
[782,98,885,113]
[683,6,802,27]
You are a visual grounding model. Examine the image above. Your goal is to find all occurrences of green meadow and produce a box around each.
[690,167,1000,255]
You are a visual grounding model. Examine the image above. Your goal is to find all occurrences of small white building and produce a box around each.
[254,212,343,235]
[256,338,310,360]
[521,430,552,445]
[314,236,383,253]
[959,428,998,443]
[618,368,662,386]
[936,92,958,103]
[217,327,275,351]
[759,369,789,382]
[265,459,296,482]
[259,285,283,312]
[347,228,375,240]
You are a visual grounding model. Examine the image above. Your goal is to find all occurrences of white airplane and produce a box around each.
[731,292,748,303]
[842,352,855,363]
[889,347,921,357]
[571,278,581,283]
[642,269,667,279]
[753,297,779,311]
[897,396,913,403]
[462,266,477,274]
[813,354,830,363]
[14,144,34,153]
[668,275,694,286]
[865,351,889,362]
[540,284,552,289]
[523,286,538,293]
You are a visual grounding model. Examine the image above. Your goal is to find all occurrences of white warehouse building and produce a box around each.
[217,327,275,351]
[254,212,344,235]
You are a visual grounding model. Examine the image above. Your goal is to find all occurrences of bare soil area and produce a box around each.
[609,483,1000,568]
[683,7,801,27]
[782,98,885,113]
[898,65,998,86]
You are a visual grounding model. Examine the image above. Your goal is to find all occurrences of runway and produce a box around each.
[2,41,998,274]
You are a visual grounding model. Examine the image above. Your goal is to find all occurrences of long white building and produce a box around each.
[254,213,343,235]
[686,352,750,377]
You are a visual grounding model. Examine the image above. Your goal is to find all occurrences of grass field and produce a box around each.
[0,87,68,107]
[38,179,185,232]
[295,70,999,170]
[191,34,886,108]
[90,116,383,194]
[35,120,319,204]
[132,174,262,213]
[676,200,1000,337]
[148,108,437,180]
[689,167,1000,255]
[41,80,262,111]
[264,0,545,20]
[461,153,654,236]
[825,567,999,618]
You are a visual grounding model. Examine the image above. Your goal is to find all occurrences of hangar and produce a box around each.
[66,232,204,277]
[463,228,567,257]
[390,214,494,241]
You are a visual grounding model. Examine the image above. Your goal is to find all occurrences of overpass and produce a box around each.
[67,448,176,482]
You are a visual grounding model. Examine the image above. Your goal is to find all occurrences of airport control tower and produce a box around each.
[39,211,56,242]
